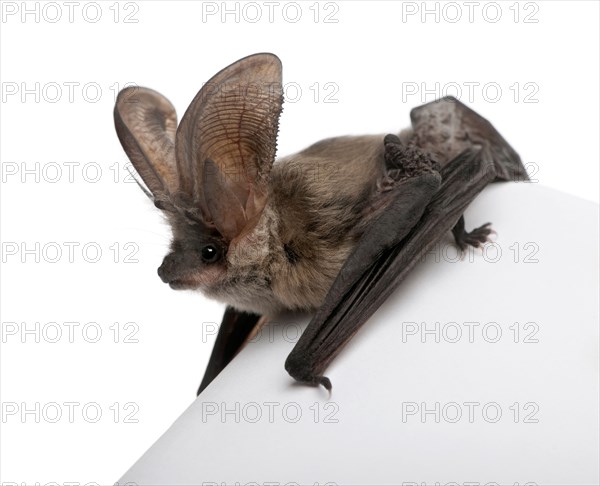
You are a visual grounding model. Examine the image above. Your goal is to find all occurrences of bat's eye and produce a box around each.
[200,244,220,263]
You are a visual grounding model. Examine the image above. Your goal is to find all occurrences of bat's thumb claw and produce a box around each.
[384,133,402,146]
[285,353,332,391]
[319,376,332,391]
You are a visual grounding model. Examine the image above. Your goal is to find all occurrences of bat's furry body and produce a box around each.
[206,135,385,315]
[114,53,528,391]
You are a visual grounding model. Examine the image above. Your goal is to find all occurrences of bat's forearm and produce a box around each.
[285,147,496,389]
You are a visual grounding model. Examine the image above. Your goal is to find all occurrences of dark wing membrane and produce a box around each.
[285,136,443,388]
[175,53,283,240]
[410,96,529,182]
[197,307,265,395]
[114,87,179,206]
[285,149,495,389]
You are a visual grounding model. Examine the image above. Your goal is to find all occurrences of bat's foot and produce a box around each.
[285,354,332,391]
[455,222,494,252]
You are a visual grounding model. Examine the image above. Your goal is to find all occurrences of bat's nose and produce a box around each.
[158,253,180,283]
[157,263,170,283]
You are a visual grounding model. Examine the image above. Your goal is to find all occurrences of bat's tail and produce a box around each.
[410,96,529,182]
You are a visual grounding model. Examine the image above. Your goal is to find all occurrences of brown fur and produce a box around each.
[201,134,388,315]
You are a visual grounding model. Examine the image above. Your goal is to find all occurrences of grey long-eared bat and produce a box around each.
[114,53,528,394]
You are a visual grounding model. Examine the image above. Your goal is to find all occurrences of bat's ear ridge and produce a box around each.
[174,53,283,241]
[200,158,272,243]
[114,86,180,202]
[202,159,248,241]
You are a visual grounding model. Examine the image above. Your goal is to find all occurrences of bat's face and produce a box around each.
[113,53,283,305]
[157,215,229,291]
[157,207,280,316]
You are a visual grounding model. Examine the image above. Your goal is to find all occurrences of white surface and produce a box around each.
[119,183,599,485]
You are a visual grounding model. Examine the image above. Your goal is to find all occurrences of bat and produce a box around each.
[114,53,528,394]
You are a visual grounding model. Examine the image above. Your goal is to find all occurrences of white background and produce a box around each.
[1,0,598,483]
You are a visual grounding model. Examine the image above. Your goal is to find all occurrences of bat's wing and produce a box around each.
[285,138,498,389]
[284,98,527,388]
[411,96,529,182]
[197,306,266,395]
[411,96,528,250]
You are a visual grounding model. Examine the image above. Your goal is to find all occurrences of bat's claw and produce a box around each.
[285,353,332,392]
[456,222,494,252]
[466,222,494,246]
[318,375,332,391]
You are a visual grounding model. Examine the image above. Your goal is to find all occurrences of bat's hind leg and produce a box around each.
[384,135,494,254]
[451,215,494,252]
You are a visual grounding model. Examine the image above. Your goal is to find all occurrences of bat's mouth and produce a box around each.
[158,252,202,290]
[158,259,199,290]
[167,278,198,290]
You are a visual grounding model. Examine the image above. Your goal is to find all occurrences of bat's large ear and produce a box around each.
[175,53,283,242]
[114,87,179,211]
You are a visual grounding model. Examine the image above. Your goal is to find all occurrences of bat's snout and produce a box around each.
[157,253,177,283]
[157,248,225,291]
[157,252,197,289]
